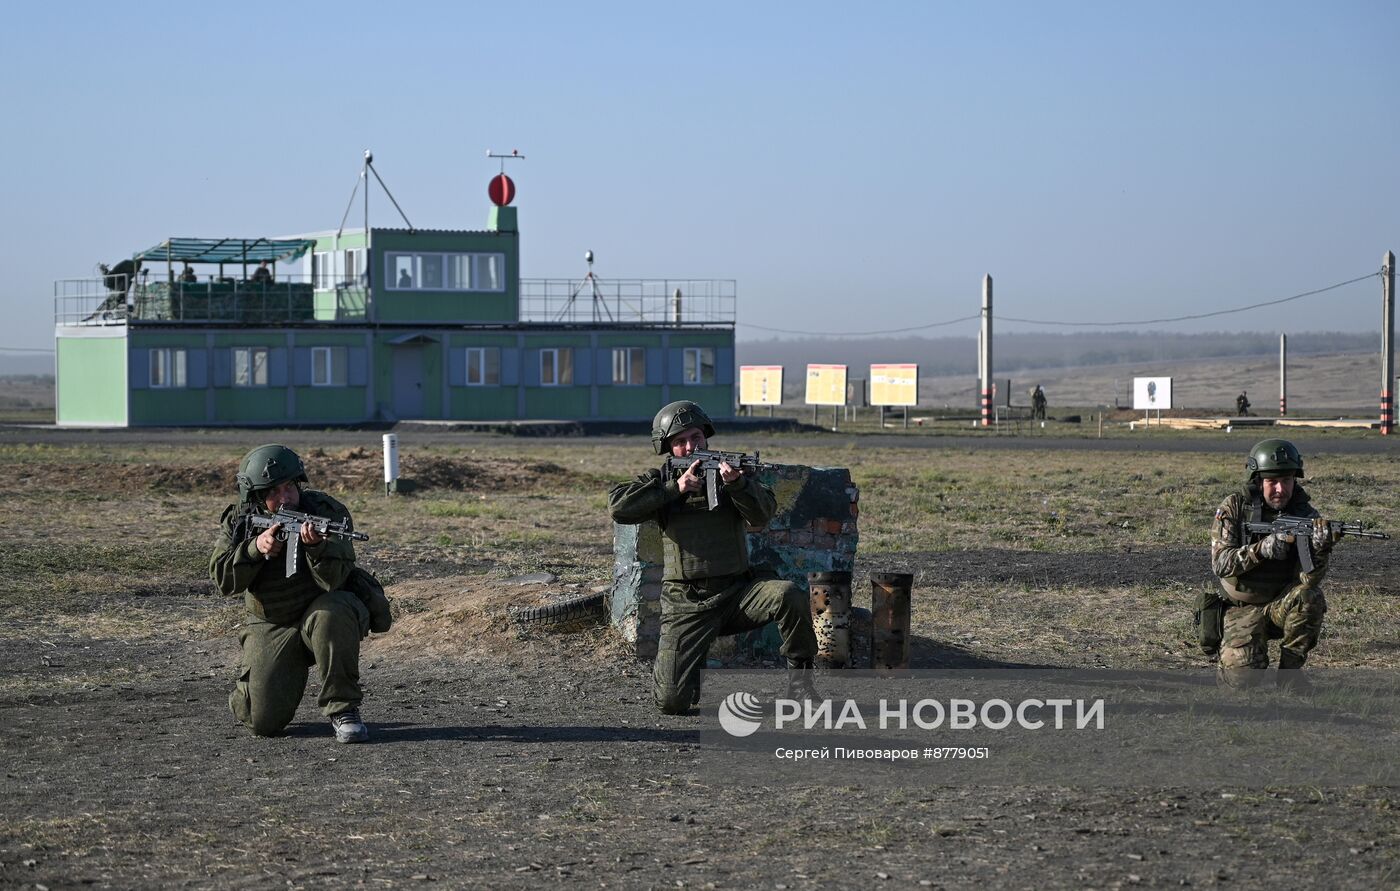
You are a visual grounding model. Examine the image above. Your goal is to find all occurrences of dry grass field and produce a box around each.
[2,431,1399,888]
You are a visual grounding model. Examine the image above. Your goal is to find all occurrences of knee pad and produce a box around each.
[1219,643,1267,671]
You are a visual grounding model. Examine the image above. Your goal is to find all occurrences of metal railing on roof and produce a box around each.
[519,278,735,326]
[53,275,368,325]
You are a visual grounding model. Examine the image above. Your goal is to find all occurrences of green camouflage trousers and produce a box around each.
[230,589,369,736]
[654,572,817,715]
[1219,585,1327,672]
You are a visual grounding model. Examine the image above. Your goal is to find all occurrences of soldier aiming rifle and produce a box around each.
[609,401,818,714]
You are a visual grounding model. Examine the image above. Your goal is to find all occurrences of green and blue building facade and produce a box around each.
[54,202,735,426]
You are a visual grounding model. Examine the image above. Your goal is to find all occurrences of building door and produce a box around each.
[392,346,425,418]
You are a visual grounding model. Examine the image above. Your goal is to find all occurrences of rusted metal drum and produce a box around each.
[808,571,853,669]
[871,571,914,670]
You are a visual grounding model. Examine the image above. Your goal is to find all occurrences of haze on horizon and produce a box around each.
[1,0,1396,362]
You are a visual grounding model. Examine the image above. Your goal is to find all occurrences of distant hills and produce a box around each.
[736,331,1379,376]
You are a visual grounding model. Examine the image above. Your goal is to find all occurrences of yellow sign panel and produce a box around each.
[739,365,784,406]
[870,364,919,406]
[805,364,848,406]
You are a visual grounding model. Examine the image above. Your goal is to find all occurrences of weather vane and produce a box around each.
[485,149,526,174]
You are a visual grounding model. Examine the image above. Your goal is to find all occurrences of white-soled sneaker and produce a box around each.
[330,709,369,743]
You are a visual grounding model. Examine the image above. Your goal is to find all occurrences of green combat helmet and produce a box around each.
[236,443,309,504]
[1244,438,1304,482]
[651,400,716,455]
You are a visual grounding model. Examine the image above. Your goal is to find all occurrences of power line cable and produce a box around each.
[999,272,1382,327]
[0,346,54,353]
[738,314,980,337]
[736,271,1381,337]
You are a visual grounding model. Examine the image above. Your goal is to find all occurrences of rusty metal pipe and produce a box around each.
[871,571,914,670]
[808,571,853,669]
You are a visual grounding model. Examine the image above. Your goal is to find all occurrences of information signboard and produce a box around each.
[805,364,848,406]
[870,364,919,407]
[738,365,784,406]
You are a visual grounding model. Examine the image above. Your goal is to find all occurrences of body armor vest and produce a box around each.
[1220,486,1305,603]
[659,484,751,582]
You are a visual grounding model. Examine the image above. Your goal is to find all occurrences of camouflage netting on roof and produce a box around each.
[133,282,315,322]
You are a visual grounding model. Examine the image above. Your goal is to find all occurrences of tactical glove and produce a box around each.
[1310,516,1340,553]
[1257,531,1293,561]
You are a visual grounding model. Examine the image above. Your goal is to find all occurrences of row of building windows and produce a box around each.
[308,250,506,293]
[148,346,349,388]
[466,346,714,386]
[387,252,504,292]
[147,346,717,389]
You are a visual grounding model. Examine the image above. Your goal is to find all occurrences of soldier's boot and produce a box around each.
[1276,649,1314,694]
[785,658,820,702]
[330,708,369,743]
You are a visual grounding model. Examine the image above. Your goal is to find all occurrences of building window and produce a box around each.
[683,347,715,385]
[150,348,187,388]
[313,252,334,289]
[612,347,645,385]
[311,346,348,387]
[540,348,573,387]
[233,347,268,387]
[341,249,365,286]
[465,347,501,386]
[386,252,507,292]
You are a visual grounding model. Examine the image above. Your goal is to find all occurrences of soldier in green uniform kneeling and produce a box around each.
[211,444,391,742]
[1209,439,1339,688]
[609,401,819,714]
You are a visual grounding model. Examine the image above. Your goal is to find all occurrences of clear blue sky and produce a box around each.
[1,0,1397,359]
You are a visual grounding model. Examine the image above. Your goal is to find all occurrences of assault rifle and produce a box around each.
[1243,516,1389,573]
[663,448,775,511]
[249,508,368,578]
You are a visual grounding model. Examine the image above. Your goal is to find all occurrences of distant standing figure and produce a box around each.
[398,269,412,288]
[180,263,198,284]
[250,261,273,285]
[1031,385,1047,421]
[1236,391,1251,416]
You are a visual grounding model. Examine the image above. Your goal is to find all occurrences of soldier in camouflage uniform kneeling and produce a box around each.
[1209,439,1340,688]
[211,444,392,742]
[609,401,819,714]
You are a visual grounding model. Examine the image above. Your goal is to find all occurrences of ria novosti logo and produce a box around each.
[717,691,765,737]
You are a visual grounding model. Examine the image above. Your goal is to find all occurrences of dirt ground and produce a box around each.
[3,434,1400,889]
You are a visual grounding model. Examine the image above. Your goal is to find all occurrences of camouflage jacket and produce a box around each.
[1210,484,1329,604]
[209,489,357,624]
[608,467,776,582]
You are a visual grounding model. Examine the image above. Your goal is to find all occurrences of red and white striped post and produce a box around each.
[1383,251,1395,435]
[980,275,993,427]
[1279,333,1287,416]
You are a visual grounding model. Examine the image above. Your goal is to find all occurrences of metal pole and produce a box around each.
[1279,334,1287,417]
[1384,251,1396,435]
[980,275,993,427]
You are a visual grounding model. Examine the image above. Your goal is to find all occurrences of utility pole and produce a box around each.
[1383,251,1395,435]
[980,275,993,427]
[1279,334,1287,417]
